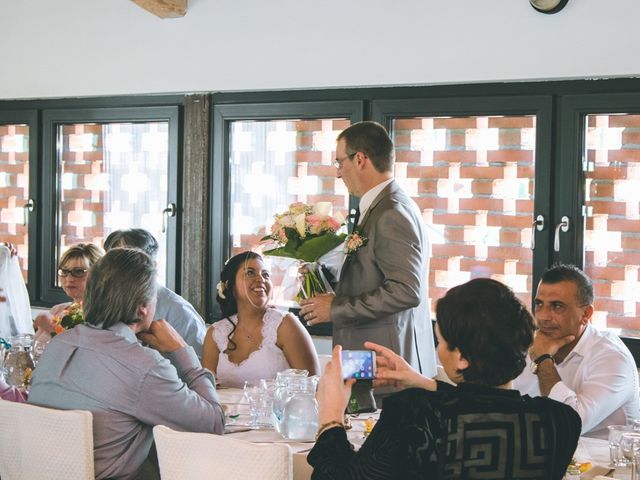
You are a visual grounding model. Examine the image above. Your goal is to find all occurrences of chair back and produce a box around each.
[154,425,293,480]
[0,399,94,480]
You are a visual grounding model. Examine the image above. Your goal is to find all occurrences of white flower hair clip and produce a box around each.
[216,280,228,299]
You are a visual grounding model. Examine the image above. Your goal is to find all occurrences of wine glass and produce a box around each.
[31,338,48,365]
[608,424,631,467]
[621,431,640,477]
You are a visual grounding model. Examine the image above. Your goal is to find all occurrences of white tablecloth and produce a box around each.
[218,388,374,480]
[575,436,630,479]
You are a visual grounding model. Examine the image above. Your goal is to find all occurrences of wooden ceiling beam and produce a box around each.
[131,0,187,19]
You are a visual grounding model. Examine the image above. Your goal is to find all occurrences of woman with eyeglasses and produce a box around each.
[33,243,104,337]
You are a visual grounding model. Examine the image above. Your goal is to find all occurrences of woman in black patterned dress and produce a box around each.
[308,278,581,480]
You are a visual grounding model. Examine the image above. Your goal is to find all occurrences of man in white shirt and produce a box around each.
[513,264,640,439]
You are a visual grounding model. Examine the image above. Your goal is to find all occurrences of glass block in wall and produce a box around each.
[391,116,536,314]
[57,122,169,283]
[0,124,30,282]
[229,118,351,308]
[583,114,640,335]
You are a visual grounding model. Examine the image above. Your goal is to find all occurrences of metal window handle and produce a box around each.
[553,216,570,252]
[531,215,545,250]
[161,203,177,233]
[23,199,35,226]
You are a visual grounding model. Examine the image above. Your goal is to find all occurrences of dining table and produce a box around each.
[218,387,632,480]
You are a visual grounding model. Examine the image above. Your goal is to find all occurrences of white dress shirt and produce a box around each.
[320,178,395,280]
[358,178,394,225]
[513,323,640,439]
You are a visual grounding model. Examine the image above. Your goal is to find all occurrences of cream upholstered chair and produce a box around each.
[154,425,293,480]
[0,399,94,479]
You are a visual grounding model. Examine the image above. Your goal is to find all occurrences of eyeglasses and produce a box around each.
[332,152,357,169]
[58,267,89,278]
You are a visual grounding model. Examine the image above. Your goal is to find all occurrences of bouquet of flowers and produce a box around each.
[52,302,84,336]
[261,201,346,302]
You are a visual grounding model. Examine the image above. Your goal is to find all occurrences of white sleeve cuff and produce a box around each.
[548,380,577,406]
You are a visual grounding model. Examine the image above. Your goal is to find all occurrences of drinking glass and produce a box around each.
[621,432,640,479]
[243,380,273,429]
[31,338,49,366]
[609,424,631,467]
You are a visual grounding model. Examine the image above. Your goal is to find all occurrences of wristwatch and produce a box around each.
[531,353,554,374]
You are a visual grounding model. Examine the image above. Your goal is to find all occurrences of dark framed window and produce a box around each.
[371,95,553,316]
[0,110,38,300]
[0,95,186,308]
[558,92,640,360]
[209,100,364,333]
[40,106,181,305]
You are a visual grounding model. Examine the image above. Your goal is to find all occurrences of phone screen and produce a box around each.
[341,350,376,380]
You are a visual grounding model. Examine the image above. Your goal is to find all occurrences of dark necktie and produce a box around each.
[349,207,360,233]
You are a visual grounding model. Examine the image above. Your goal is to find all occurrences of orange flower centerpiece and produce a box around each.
[52,302,84,336]
[261,201,346,302]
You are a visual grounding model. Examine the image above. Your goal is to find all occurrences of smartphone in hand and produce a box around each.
[341,350,376,380]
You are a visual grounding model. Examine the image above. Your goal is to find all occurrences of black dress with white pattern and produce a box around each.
[308,382,581,480]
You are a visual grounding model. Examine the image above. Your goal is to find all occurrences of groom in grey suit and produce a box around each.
[300,121,437,378]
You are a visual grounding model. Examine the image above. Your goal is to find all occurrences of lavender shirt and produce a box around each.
[28,322,224,480]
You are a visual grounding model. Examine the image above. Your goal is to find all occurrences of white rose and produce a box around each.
[312,201,332,217]
[295,213,307,238]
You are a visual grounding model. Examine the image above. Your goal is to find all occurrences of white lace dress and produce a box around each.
[212,308,291,388]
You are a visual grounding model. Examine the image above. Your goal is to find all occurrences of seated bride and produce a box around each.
[202,251,319,387]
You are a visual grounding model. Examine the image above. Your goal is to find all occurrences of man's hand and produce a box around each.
[365,341,436,391]
[317,345,355,425]
[530,330,575,360]
[137,319,187,353]
[299,293,334,326]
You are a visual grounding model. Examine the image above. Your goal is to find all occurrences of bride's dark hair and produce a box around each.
[216,251,263,352]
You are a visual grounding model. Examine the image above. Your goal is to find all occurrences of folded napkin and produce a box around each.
[581,466,615,479]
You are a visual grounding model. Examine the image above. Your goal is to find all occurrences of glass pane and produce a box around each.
[0,124,29,282]
[391,116,537,315]
[583,114,640,335]
[57,122,169,283]
[229,118,351,308]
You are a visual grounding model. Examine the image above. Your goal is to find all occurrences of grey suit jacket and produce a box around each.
[331,180,437,376]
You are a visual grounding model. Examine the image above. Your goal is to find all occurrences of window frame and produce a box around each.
[40,106,182,305]
[370,95,555,306]
[0,109,39,300]
[209,100,364,328]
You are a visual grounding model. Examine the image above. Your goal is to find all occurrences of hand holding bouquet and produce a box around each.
[261,201,346,302]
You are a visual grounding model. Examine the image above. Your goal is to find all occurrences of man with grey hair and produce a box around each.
[104,228,207,358]
[29,248,224,480]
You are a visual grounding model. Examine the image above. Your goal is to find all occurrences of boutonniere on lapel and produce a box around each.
[345,230,368,255]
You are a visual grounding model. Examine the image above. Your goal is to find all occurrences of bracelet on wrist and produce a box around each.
[316,420,345,440]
